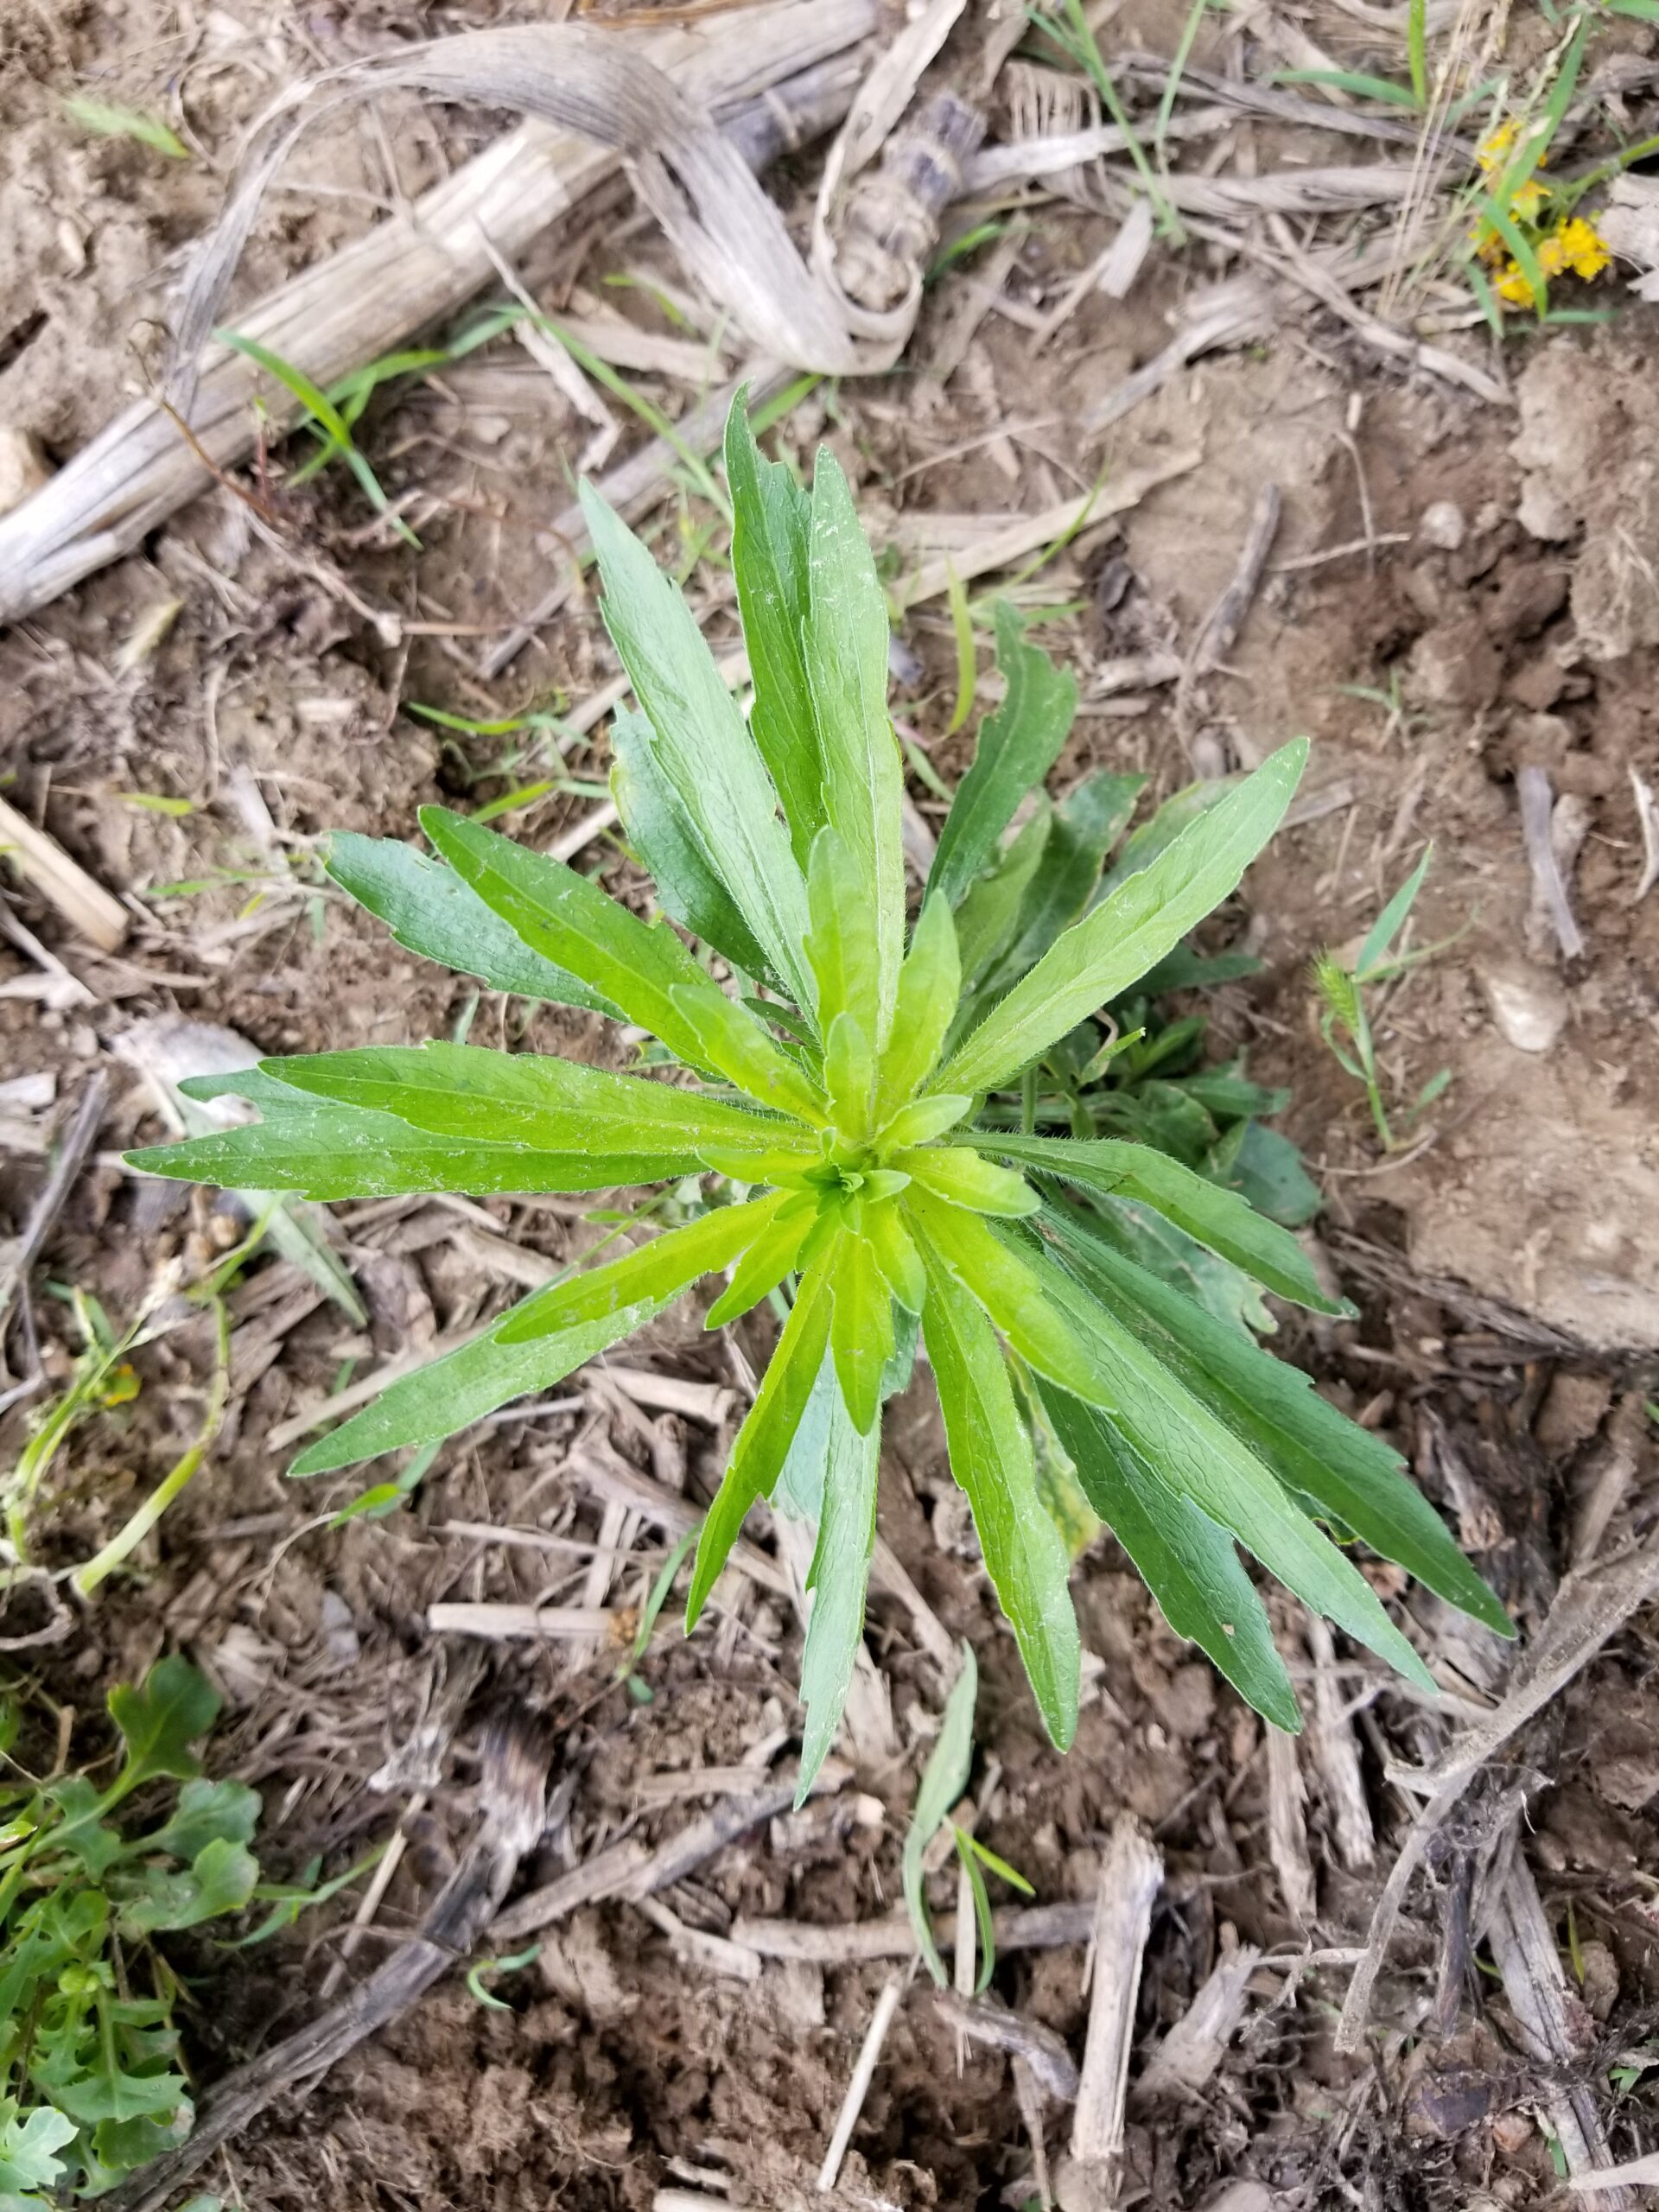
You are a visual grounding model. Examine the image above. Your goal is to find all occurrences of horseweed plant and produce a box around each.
[133,397,1509,1779]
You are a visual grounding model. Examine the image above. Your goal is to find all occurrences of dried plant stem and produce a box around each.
[1069,1815,1163,2174]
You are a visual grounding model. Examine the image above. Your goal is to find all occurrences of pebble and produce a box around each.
[1481,957,1568,1052]
[1418,499,1466,551]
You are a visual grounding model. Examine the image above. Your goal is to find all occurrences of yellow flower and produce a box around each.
[1478,119,1518,174]
[1511,178,1549,224]
[1556,215,1611,280]
[1496,260,1535,308]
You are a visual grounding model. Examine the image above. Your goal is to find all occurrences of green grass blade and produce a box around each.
[902,1646,978,1984]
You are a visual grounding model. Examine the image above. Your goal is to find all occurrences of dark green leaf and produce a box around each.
[107,1657,219,1802]
[927,604,1077,908]
[985,768,1146,990]
[1037,1382,1300,1729]
[609,707,775,982]
[954,802,1052,993]
[804,447,906,1041]
[916,1243,1078,1750]
[1043,1212,1513,1637]
[687,1251,835,1624]
[1058,1192,1274,1338]
[971,1133,1343,1313]
[940,741,1308,1096]
[133,1778,260,1864]
[724,394,823,865]
[294,1198,785,1474]
[1207,1119,1321,1230]
[116,1838,259,1936]
[581,481,815,1007]
[325,832,614,1011]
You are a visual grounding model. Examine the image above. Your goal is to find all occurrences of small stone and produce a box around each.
[1419,499,1466,550]
[1480,957,1568,1053]
[1491,2111,1532,2156]
[1406,616,1503,708]
[0,428,51,518]
[1517,476,1577,543]
[1535,1371,1612,1453]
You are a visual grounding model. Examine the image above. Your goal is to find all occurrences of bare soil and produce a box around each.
[3,3,1659,2209]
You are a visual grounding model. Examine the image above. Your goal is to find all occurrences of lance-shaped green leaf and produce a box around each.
[1025,1243,1439,1688]
[985,768,1146,989]
[902,1644,978,1982]
[971,1133,1344,1313]
[830,1226,893,1434]
[327,832,618,1011]
[927,601,1077,909]
[906,1188,1101,1400]
[687,1251,836,1624]
[1036,1384,1300,1731]
[874,895,961,1118]
[954,801,1052,993]
[128,1092,721,1203]
[862,1197,927,1313]
[725,394,823,864]
[822,1013,874,1141]
[805,827,880,1039]
[581,480,815,1009]
[1043,1211,1513,1637]
[422,806,822,1116]
[609,707,775,984]
[786,1350,882,1799]
[253,1043,809,1165]
[898,1147,1039,1218]
[804,447,905,1044]
[917,1250,1078,1751]
[939,740,1307,1096]
[294,1198,785,1474]
[704,1192,818,1328]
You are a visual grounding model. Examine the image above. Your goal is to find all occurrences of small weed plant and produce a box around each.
[134,395,1509,1776]
[0,1656,348,2202]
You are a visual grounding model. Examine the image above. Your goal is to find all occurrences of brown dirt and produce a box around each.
[3,4,1659,2210]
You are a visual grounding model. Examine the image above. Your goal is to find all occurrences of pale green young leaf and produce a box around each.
[862,1198,927,1313]
[687,1251,836,1624]
[666,985,829,1128]
[294,1198,784,1473]
[0,2107,77,2198]
[791,1351,882,1799]
[878,1096,969,1152]
[898,1147,1039,1218]
[609,707,775,984]
[1355,843,1433,981]
[822,1013,874,1141]
[580,480,815,1008]
[806,827,880,1040]
[917,1254,1079,1751]
[326,832,616,1011]
[927,602,1077,909]
[873,896,962,1119]
[1037,1383,1300,1731]
[906,1187,1101,1401]
[940,740,1307,1096]
[261,1043,817,1163]
[704,1192,817,1328]
[973,1133,1344,1313]
[830,1228,893,1434]
[804,447,906,1044]
[1028,1245,1438,1688]
[1045,1211,1513,1637]
[902,1644,978,1983]
[724,394,823,864]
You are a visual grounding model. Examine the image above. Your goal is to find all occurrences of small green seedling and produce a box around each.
[131,394,1509,1775]
[0,1657,359,2202]
[1313,847,1460,1153]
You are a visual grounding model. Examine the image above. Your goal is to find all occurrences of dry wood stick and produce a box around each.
[1069,1816,1163,2179]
